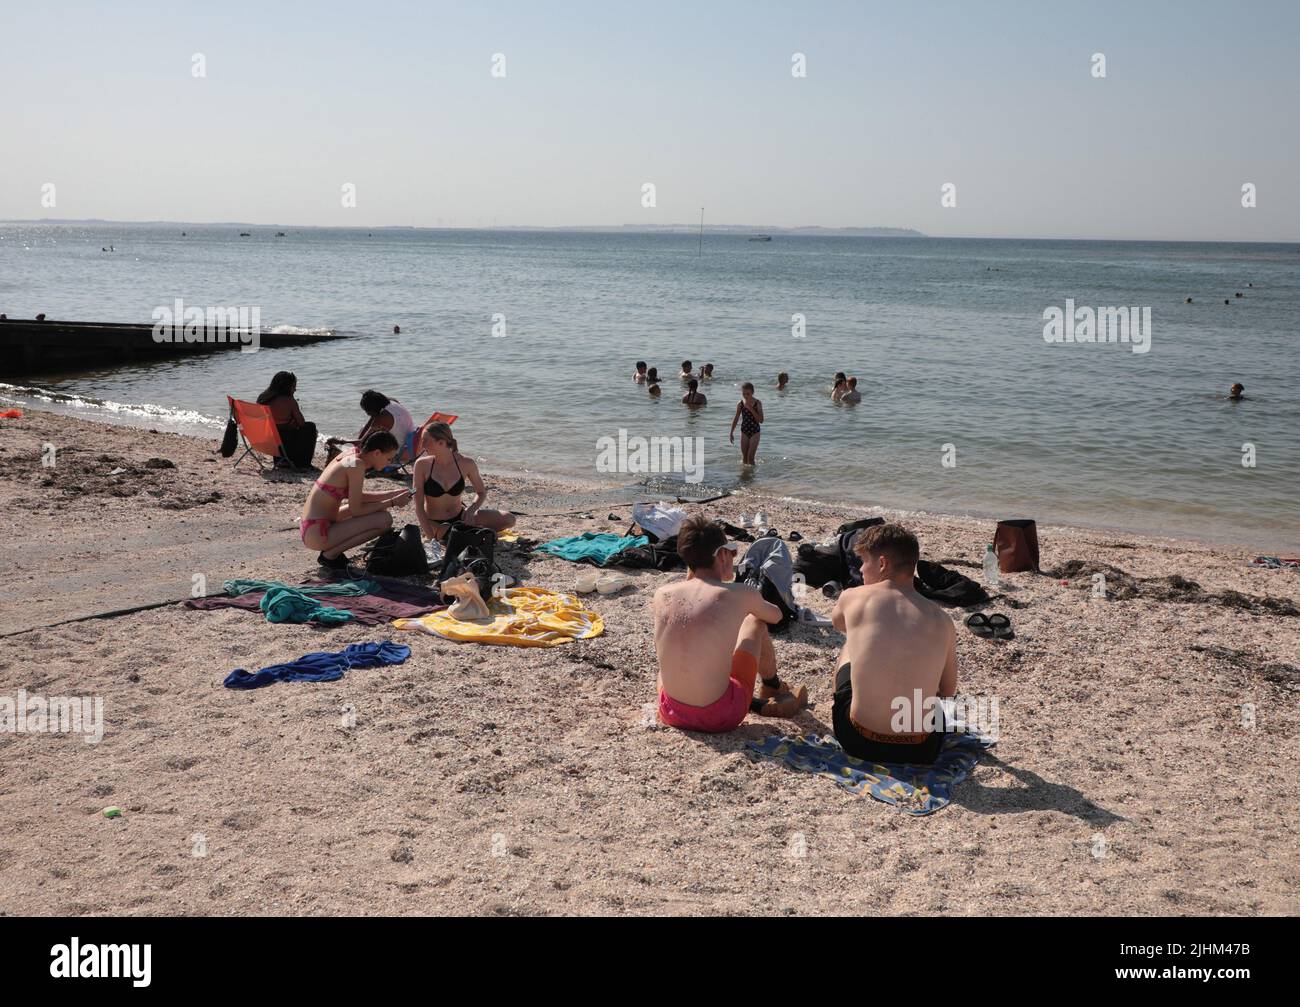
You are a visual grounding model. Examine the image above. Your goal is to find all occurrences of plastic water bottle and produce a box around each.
[982,544,1000,588]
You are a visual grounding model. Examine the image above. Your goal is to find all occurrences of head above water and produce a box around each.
[854,523,920,584]
[848,377,858,389]
[777,372,789,386]
[741,381,754,395]
[703,363,714,375]
[635,361,647,373]
[1229,383,1245,400]
[360,389,390,416]
[687,378,699,392]
[256,370,297,405]
[646,367,659,381]
[834,372,846,384]
[681,360,692,373]
[677,516,738,577]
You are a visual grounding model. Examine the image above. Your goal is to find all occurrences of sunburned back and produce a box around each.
[840,584,953,733]
[654,579,754,706]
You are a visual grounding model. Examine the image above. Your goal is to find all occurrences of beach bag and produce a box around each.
[994,519,1040,573]
[219,416,239,458]
[631,502,687,543]
[914,560,989,607]
[837,517,883,586]
[439,522,498,601]
[365,524,430,577]
[795,540,846,588]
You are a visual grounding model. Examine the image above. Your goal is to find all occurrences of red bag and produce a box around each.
[994,520,1040,573]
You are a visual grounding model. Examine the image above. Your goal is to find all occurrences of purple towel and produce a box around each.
[185,576,442,626]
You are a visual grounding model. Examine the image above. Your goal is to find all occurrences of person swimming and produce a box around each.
[1229,382,1245,401]
[729,382,763,465]
[841,377,861,404]
[679,360,694,380]
[700,362,715,381]
[633,361,648,384]
[776,372,789,390]
[299,430,409,570]
[681,378,708,407]
[413,421,516,541]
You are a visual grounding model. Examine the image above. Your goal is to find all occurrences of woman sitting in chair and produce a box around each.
[256,370,317,468]
[300,431,410,570]
[412,422,515,541]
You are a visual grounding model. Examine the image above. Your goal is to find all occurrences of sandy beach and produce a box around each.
[0,409,1296,917]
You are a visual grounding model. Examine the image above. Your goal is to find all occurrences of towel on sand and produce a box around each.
[223,641,411,689]
[536,533,648,566]
[393,586,603,647]
[222,578,375,598]
[746,730,994,815]
[184,577,443,626]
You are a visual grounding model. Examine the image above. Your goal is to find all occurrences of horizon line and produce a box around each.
[3,218,1298,245]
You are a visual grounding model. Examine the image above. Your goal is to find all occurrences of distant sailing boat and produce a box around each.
[748,234,772,242]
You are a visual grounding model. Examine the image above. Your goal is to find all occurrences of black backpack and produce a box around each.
[438,522,498,601]
[364,524,429,577]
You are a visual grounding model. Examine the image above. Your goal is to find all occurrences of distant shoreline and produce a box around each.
[8,221,1300,243]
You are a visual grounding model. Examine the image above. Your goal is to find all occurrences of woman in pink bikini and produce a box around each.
[300,430,410,569]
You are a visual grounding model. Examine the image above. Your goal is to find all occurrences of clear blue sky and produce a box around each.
[3,0,1296,239]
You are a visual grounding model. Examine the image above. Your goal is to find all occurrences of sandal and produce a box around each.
[987,613,1014,640]
[965,613,994,639]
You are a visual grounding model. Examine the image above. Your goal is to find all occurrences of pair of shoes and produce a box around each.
[757,677,808,718]
[966,612,1013,640]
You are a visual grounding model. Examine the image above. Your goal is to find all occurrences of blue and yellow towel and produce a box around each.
[746,730,994,815]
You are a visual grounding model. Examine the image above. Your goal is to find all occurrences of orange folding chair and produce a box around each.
[227,396,287,470]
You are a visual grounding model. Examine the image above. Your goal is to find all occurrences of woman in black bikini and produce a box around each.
[729,382,764,466]
[412,422,516,541]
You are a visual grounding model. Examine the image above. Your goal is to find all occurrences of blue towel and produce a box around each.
[536,532,649,566]
[223,641,412,690]
[746,729,994,815]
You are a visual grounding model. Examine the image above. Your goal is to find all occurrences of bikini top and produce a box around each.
[423,454,465,498]
[313,479,346,501]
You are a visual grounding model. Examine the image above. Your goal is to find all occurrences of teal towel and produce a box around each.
[746,729,994,815]
[536,533,649,566]
[259,585,355,625]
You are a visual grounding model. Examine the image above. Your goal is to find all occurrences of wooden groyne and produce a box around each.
[0,318,348,376]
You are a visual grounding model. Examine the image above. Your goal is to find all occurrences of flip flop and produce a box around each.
[987,613,1014,640]
[965,613,995,639]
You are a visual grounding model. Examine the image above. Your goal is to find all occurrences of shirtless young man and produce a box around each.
[653,517,807,732]
[830,523,957,764]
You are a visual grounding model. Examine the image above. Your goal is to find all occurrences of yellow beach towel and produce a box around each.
[392,586,603,647]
